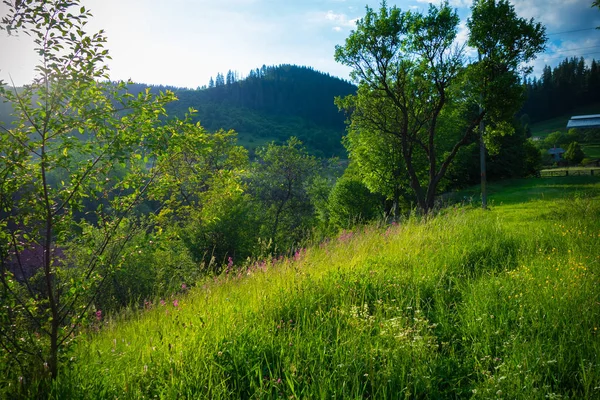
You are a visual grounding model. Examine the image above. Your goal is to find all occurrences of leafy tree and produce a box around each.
[564,141,585,165]
[150,123,254,269]
[250,138,319,250]
[340,102,410,218]
[335,1,545,213]
[0,0,175,384]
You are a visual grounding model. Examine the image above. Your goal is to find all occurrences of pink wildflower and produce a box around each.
[95,310,102,321]
[160,299,166,306]
[173,299,179,308]
[181,283,187,290]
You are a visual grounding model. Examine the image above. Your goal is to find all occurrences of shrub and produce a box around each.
[328,178,383,229]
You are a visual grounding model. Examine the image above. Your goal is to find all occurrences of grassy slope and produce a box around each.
[51,177,600,399]
[529,102,600,139]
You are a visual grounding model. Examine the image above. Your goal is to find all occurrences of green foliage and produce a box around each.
[39,178,600,399]
[335,0,546,213]
[327,178,383,229]
[0,0,175,383]
[250,138,320,250]
[565,141,585,165]
[468,0,546,124]
[131,64,357,157]
[523,57,600,123]
[542,129,580,149]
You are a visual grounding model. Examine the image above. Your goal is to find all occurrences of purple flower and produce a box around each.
[227,257,234,268]
[160,299,166,306]
[95,310,102,321]
[181,283,187,290]
[173,299,179,308]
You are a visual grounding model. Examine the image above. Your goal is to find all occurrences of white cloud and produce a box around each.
[511,0,599,30]
[414,0,471,7]
[323,10,359,27]
[333,26,342,32]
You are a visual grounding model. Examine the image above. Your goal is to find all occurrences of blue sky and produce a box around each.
[1,0,599,88]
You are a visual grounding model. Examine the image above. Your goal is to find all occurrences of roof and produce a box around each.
[548,148,565,155]
[567,114,600,129]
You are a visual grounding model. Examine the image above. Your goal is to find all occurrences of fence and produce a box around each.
[539,169,599,177]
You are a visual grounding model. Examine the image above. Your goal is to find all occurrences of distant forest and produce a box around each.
[129,65,356,158]
[522,57,600,123]
[2,61,599,160]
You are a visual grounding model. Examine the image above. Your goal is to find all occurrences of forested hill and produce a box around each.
[521,57,600,124]
[132,65,357,157]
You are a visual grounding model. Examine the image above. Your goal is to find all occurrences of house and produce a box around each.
[548,147,565,161]
[566,114,600,129]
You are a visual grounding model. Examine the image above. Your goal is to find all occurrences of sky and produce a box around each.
[1,0,599,88]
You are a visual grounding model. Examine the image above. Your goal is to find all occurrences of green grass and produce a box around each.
[583,144,600,159]
[529,103,600,139]
[28,177,600,399]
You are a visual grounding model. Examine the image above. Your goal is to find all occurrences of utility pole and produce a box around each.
[479,52,487,210]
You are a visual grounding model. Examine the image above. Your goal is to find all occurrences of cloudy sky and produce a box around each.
[1,0,599,88]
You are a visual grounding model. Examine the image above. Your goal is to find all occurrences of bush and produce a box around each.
[328,178,383,229]
[564,141,585,165]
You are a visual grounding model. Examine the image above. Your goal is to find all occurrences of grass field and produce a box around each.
[584,144,600,159]
[10,177,599,399]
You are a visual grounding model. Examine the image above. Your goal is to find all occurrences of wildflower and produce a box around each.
[276,378,282,384]
[160,299,166,306]
[181,283,187,290]
[173,299,179,308]
[228,257,234,268]
[95,310,102,321]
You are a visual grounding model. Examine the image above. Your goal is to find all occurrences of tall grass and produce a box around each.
[26,186,600,399]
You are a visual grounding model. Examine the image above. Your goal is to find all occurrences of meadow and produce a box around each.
[33,177,600,399]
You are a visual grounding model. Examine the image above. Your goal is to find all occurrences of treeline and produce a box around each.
[127,65,356,157]
[522,57,600,123]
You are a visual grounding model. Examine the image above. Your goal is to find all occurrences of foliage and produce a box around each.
[542,129,580,149]
[149,122,256,269]
[128,65,357,157]
[564,141,585,165]
[249,138,320,251]
[0,0,175,383]
[327,177,383,229]
[39,177,600,399]
[522,57,600,123]
[335,0,545,213]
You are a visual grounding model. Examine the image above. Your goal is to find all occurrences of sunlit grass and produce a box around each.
[42,178,600,399]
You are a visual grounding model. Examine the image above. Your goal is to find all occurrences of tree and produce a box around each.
[150,123,253,269]
[340,98,409,218]
[250,138,319,249]
[564,142,585,165]
[335,1,545,213]
[215,72,225,86]
[0,0,175,385]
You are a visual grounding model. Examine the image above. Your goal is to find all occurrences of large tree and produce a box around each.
[335,0,545,213]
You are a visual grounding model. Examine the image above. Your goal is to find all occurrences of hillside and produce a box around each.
[529,102,600,139]
[49,176,600,399]
[136,65,357,158]
[0,65,356,158]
